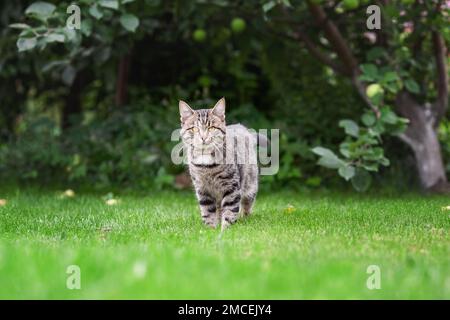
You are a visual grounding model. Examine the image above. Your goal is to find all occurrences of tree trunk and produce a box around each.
[396,91,448,192]
[115,53,130,107]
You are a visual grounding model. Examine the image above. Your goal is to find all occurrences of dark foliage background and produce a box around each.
[0,0,448,192]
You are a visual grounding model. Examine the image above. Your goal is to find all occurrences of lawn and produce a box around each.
[0,187,448,299]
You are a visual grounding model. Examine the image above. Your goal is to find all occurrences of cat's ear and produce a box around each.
[179,100,194,122]
[212,97,225,120]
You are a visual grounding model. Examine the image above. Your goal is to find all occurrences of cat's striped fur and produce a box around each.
[179,98,259,231]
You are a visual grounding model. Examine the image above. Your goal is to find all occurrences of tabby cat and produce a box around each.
[179,98,261,231]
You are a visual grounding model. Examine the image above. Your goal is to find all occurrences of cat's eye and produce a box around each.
[190,127,198,132]
[208,127,214,131]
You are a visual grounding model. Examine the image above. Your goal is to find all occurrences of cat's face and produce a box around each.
[179,98,226,165]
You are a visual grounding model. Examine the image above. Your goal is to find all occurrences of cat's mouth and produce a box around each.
[192,145,215,157]
[190,144,221,165]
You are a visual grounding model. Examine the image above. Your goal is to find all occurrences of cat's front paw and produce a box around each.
[205,222,218,229]
[220,210,238,231]
[202,217,219,229]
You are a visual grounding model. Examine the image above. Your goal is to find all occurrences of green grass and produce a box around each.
[0,187,449,299]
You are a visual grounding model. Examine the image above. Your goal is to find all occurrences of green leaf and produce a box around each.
[62,65,76,86]
[317,155,344,169]
[45,33,65,43]
[338,165,355,181]
[19,29,35,38]
[351,169,372,192]
[388,117,409,135]
[263,1,277,12]
[99,0,119,10]
[312,147,344,169]
[370,147,383,158]
[360,134,378,144]
[311,146,336,158]
[339,143,351,158]
[363,153,383,163]
[360,63,378,80]
[9,23,31,30]
[120,14,139,32]
[380,157,390,166]
[383,71,398,82]
[81,19,93,36]
[404,79,420,94]
[361,113,376,126]
[358,74,375,82]
[383,81,400,94]
[25,2,56,17]
[371,122,386,136]
[41,60,69,73]
[63,28,77,42]
[362,162,379,172]
[89,5,103,19]
[339,119,359,137]
[380,107,398,124]
[17,37,37,52]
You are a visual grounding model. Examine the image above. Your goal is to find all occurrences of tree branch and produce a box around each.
[305,1,380,117]
[307,1,359,76]
[289,29,348,76]
[432,31,448,125]
[277,7,348,75]
[115,53,131,107]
